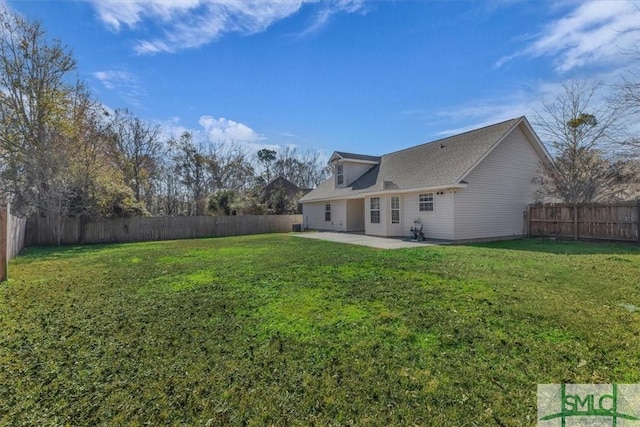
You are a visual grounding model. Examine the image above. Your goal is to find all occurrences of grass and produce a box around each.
[1,234,640,426]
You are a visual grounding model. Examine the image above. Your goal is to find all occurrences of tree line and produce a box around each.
[0,8,329,232]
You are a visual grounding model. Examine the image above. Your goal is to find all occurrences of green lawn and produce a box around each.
[1,235,639,426]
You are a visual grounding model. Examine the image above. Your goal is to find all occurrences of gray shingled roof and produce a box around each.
[300,117,523,202]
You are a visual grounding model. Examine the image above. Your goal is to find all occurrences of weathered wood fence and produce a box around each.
[1,204,27,282]
[528,202,640,243]
[25,214,303,247]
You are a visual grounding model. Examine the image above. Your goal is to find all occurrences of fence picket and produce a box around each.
[24,215,303,247]
[529,202,639,242]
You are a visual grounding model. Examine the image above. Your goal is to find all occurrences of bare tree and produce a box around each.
[617,38,640,157]
[156,157,186,216]
[534,80,631,203]
[272,147,303,185]
[536,147,638,203]
[171,132,208,216]
[206,141,255,192]
[536,80,622,151]
[271,147,329,188]
[107,108,163,208]
[298,149,331,188]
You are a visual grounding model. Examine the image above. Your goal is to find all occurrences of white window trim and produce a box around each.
[336,164,344,186]
[419,193,434,212]
[390,196,400,224]
[370,197,380,224]
[325,203,331,221]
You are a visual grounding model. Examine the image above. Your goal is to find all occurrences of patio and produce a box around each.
[292,231,451,249]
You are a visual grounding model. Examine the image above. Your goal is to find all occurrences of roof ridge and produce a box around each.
[335,151,381,159]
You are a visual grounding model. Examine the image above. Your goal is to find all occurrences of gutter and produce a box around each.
[299,182,468,203]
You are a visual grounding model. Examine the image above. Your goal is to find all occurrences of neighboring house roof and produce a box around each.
[261,176,310,201]
[300,116,550,203]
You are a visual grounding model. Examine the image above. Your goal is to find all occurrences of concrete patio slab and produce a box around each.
[292,231,450,249]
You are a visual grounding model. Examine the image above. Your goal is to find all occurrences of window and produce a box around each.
[325,203,331,221]
[419,193,434,212]
[370,197,380,223]
[336,164,344,185]
[390,196,400,224]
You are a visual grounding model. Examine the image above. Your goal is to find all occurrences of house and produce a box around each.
[299,116,552,242]
[261,176,311,214]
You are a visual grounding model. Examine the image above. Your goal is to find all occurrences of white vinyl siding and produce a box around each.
[453,125,541,240]
[333,161,375,188]
[302,200,347,231]
[344,162,375,186]
[402,191,454,240]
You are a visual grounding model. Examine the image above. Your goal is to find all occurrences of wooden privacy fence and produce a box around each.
[528,202,640,243]
[25,214,303,247]
[1,204,27,282]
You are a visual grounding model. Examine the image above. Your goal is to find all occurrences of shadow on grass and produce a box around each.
[468,238,640,255]
[14,243,128,262]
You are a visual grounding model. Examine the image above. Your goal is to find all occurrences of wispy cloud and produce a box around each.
[434,103,532,137]
[497,1,640,72]
[431,82,564,137]
[93,70,147,106]
[87,0,366,54]
[300,0,365,36]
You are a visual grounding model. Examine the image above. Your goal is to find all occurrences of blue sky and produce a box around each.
[6,0,640,157]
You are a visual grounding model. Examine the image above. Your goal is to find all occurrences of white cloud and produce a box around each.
[87,0,366,54]
[157,116,190,142]
[199,116,265,143]
[93,70,136,89]
[300,0,365,36]
[159,115,297,153]
[430,79,582,138]
[497,1,640,72]
[93,70,147,106]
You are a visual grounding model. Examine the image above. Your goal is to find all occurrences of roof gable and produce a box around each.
[329,151,381,164]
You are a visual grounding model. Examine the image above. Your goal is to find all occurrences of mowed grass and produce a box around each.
[1,235,640,426]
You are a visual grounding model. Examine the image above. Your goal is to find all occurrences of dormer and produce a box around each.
[329,151,381,189]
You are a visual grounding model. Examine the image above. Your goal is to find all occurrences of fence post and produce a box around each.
[0,204,7,282]
[574,205,579,241]
[526,205,531,238]
[637,199,640,245]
